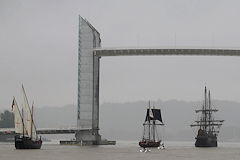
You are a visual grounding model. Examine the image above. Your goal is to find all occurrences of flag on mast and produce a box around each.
[11,99,14,111]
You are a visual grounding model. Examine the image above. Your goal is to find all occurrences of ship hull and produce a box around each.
[15,135,42,149]
[139,141,161,148]
[195,136,217,147]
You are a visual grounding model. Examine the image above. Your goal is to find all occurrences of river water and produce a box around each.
[0,141,240,160]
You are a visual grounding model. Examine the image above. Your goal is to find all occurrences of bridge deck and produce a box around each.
[94,48,240,57]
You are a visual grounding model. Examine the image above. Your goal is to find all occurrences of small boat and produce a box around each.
[12,85,42,149]
[139,101,164,148]
[190,87,224,147]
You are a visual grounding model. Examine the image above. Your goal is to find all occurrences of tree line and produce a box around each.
[0,110,14,128]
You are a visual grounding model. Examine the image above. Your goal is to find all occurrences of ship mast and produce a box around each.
[152,103,155,142]
[31,104,33,139]
[204,86,207,131]
[208,90,211,133]
[22,107,24,136]
[148,101,151,141]
[190,87,224,135]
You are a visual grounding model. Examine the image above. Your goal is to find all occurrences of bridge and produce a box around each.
[1,16,240,145]
[77,16,240,145]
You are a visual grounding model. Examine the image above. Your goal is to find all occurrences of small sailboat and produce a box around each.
[139,101,164,148]
[12,85,42,149]
[190,87,224,147]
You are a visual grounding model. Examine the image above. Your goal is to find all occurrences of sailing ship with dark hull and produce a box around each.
[190,87,224,147]
[12,85,42,149]
[139,102,164,148]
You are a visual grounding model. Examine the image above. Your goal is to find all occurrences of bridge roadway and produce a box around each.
[94,48,240,57]
[0,128,81,135]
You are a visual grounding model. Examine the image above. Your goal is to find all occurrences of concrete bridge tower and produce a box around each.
[76,16,102,144]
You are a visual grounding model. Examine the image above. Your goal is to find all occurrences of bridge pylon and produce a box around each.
[76,16,114,145]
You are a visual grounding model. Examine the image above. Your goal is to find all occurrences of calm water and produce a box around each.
[0,141,240,160]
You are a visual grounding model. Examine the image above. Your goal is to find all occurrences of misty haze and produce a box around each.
[1,0,240,159]
[1,99,236,142]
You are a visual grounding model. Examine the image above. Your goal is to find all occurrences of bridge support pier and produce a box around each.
[75,129,101,145]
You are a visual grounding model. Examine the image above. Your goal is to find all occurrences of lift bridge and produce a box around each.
[1,16,240,145]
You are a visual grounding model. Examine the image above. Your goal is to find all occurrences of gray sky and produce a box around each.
[1,0,240,109]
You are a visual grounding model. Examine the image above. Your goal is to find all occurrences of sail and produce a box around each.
[149,104,154,119]
[12,97,27,134]
[145,109,163,123]
[22,85,37,139]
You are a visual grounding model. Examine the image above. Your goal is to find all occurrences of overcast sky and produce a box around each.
[1,0,240,109]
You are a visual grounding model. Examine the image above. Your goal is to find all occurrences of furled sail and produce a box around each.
[22,85,37,139]
[145,109,163,123]
[12,97,27,134]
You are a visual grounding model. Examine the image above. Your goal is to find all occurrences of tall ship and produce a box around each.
[139,101,164,148]
[190,87,224,147]
[12,85,42,149]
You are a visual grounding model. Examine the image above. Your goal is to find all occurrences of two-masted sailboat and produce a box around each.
[12,85,42,149]
[139,101,164,148]
[190,87,224,147]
